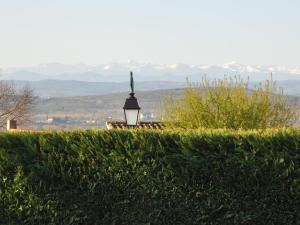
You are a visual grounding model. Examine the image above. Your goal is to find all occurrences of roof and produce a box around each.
[106,121,165,130]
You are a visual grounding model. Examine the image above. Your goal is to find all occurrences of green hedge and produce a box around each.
[0,129,299,225]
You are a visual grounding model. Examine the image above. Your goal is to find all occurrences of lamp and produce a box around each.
[123,72,140,126]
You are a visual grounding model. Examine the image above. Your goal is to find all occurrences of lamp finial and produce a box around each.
[130,71,134,93]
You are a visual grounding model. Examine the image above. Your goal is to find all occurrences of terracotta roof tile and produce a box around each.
[106,121,165,130]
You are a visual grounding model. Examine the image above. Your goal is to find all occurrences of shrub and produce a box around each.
[162,77,298,129]
[0,129,299,225]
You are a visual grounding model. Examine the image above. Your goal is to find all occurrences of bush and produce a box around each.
[0,129,299,225]
[162,77,298,129]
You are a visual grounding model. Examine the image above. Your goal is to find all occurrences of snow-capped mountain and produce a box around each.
[2,61,300,97]
[1,61,300,82]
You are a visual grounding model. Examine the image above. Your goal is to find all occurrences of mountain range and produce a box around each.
[1,62,300,97]
[2,61,300,82]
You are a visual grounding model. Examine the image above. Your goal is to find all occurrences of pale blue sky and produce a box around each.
[0,0,299,67]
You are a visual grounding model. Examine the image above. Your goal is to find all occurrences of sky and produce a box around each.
[0,0,300,68]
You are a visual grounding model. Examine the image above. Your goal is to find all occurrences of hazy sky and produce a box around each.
[0,0,299,67]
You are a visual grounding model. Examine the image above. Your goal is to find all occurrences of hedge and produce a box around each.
[0,129,299,225]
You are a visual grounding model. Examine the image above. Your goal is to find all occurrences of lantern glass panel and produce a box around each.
[124,109,139,126]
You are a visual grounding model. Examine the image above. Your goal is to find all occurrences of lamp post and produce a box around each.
[123,72,141,126]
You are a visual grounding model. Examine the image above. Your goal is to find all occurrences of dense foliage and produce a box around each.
[0,129,299,225]
[163,77,297,129]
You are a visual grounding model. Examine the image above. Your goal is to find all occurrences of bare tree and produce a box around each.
[0,81,36,129]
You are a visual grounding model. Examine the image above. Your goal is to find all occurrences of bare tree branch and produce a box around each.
[0,81,36,129]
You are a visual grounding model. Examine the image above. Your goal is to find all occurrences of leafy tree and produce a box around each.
[162,76,298,129]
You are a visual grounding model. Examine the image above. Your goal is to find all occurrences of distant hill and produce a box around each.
[271,80,300,96]
[12,80,186,97]
[8,78,300,97]
[34,88,184,114]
